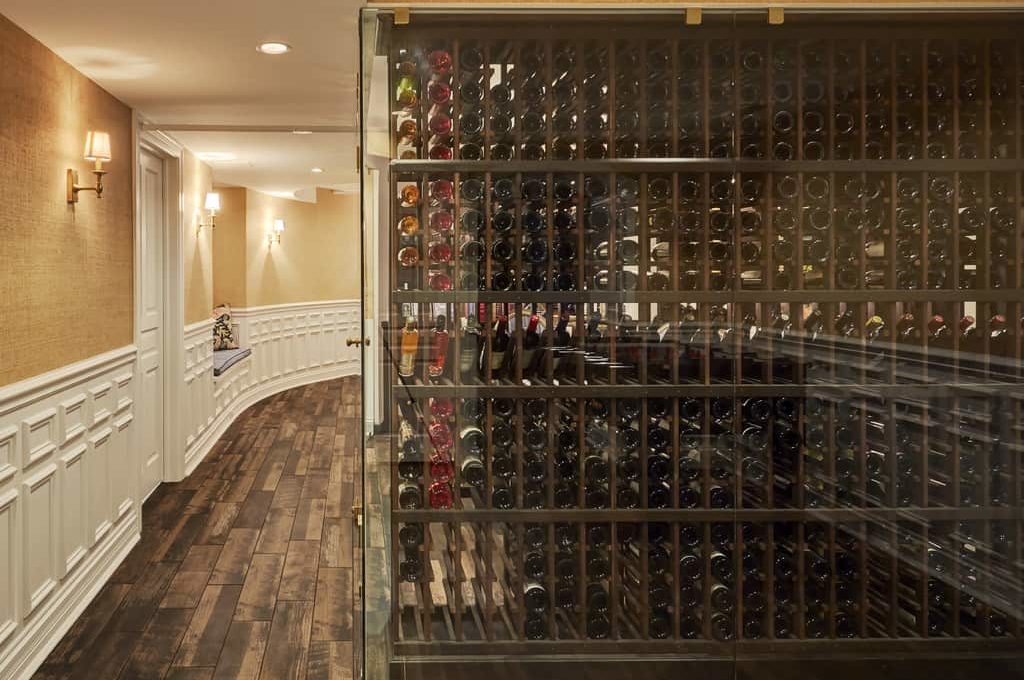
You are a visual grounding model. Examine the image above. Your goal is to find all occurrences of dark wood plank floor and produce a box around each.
[33,377,360,680]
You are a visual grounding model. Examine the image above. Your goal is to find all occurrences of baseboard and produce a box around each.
[183,365,359,479]
[0,513,139,680]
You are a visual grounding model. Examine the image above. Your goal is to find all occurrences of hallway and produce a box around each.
[32,377,360,680]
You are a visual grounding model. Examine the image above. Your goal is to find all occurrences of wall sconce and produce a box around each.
[199,192,221,230]
[268,218,285,246]
[67,131,111,203]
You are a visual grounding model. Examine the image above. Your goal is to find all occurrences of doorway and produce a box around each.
[137,148,166,500]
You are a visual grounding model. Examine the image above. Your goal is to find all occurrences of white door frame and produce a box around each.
[134,122,186,497]
[363,153,390,435]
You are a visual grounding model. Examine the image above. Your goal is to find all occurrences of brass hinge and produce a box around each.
[685,8,702,26]
[355,144,362,172]
[768,7,785,25]
[352,503,364,528]
[394,7,410,25]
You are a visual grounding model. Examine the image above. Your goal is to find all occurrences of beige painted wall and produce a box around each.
[183,149,214,324]
[244,188,359,307]
[0,14,134,387]
[212,187,248,308]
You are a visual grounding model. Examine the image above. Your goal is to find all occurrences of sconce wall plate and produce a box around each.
[67,169,80,203]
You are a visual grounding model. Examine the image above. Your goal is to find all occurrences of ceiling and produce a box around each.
[0,0,364,197]
[174,130,359,199]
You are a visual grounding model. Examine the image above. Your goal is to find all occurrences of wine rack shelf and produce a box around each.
[393,159,1024,172]
[374,10,1024,673]
[392,289,1024,303]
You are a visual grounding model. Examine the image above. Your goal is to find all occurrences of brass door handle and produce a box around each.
[346,336,370,347]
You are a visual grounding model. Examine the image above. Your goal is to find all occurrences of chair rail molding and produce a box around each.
[182,299,360,477]
[0,345,139,680]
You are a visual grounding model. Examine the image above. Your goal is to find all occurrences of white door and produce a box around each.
[139,149,165,499]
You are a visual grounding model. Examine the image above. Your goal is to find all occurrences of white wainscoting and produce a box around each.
[0,347,139,680]
[183,319,215,463]
[183,300,361,477]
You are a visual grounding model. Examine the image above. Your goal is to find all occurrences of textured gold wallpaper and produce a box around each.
[211,187,248,309]
[183,149,214,325]
[244,188,360,307]
[0,14,134,388]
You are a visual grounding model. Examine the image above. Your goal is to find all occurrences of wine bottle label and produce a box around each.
[459,346,475,372]
[490,350,506,371]
[398,419,414,445]
[398,351,416,377]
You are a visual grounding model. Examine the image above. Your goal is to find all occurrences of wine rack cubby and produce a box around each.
[371,11,1024,677]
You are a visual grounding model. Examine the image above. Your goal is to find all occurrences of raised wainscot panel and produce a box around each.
[20,409,56,470]
[57,394,87,447]
[112,414,134,521]
[21,464,58,616]
[113,371,133,416]
[88,382,113,428]
[0,427,16,487]
[57,443,88,578]
[86,427,113,546]
[0,490,17,649]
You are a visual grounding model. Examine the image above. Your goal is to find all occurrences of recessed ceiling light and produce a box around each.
[311,167,324,174]
[292,130,313,135]
[196,151,237,162]
[258,41,291,55]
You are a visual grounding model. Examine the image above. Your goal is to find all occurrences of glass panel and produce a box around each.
[360,10,391,680]
[361,8,1024,680]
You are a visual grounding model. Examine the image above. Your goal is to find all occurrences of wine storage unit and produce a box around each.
[366,10,1024,678]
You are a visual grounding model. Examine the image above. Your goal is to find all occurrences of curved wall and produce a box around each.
[182,300,360,476]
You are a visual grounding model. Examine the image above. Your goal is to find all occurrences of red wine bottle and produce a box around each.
[521,314,542,382]
[490,315,511,382]
[427,315,449,379]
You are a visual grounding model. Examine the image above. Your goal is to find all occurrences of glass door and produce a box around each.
[359,10,393,680]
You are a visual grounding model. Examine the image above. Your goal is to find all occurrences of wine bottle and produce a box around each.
[521,314,542,381]
[460,451,485,488]
[395,73,419,110]
[397,215,417,238]
[489,316,511,381]
[398,482,422,509]
[460,315,483,382]
[427,316,449,379]
[524,581,547,613]
[491,268,513,291]
[492,480,514,510]
[710,612,735,641]
[400,551,424,582]
[397,419,422,481]
[398,317,419,378]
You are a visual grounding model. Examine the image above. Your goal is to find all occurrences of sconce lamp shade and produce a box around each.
[204,192,222,212]
[273,218,286,233]
[84,131,112,162]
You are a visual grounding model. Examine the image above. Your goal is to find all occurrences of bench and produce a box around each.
[213,348,252,377]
